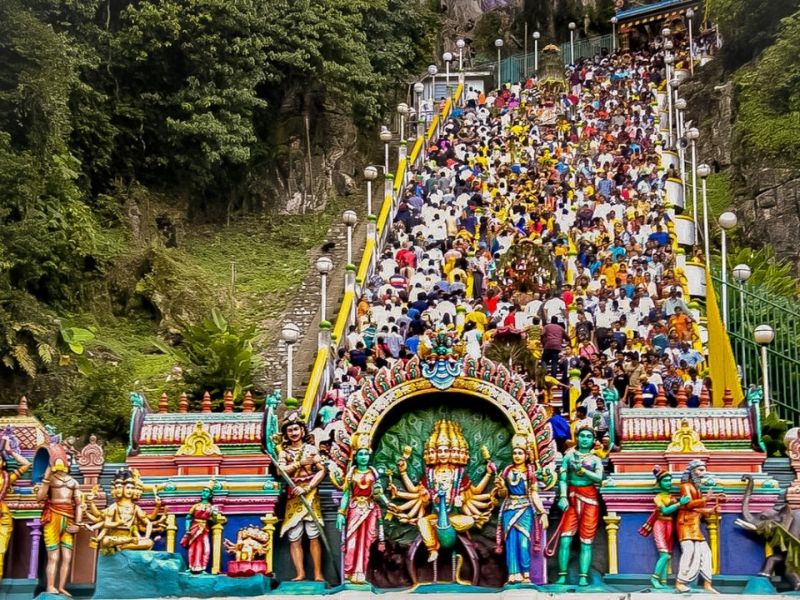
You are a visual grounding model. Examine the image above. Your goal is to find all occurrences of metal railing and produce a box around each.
[475,33,614,84]
[712,273,800,422]
[300,84,464,423]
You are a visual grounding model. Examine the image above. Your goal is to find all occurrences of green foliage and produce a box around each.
[60,326,96,355]
[164,308,260,402]
[761,409,790,457]
[708,0,797,70]
[725,246,797,298]
[373,403,512,544]
[734,8,800,163]
[34,361,134,446]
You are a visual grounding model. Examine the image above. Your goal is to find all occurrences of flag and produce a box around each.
[705,268,744,406]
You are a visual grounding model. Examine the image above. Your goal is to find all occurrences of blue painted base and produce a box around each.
[274,580,327,595]
[34,594,71,600]
[93,551,271,599]
[541,570,612,593]
[408,583,500,594]
[1,579,38,600]
[503,582,541,590]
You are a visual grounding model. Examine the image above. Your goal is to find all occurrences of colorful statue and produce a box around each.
[224,526,272,577]
[180,481,222,574]
[550,426,604,586]
[387,419,495,562]
[335,435,387,584]
[493,434,550,584]
[638,465,690,588]
[36,443,83,596]
[675,459,724,593]
[84,468,158,553]
[277,411,326,582]
[1,433,30,578]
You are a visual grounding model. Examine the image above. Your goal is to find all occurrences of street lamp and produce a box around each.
[687,127,700,226]
[427,63,438,104]
[315,255,333,323]
[568,22,576,65]
[718,211,738,329]
[379,126,392,174]
[675,97,687,139]
[443,52,453,97]
[662,27,671,39]
[396,102,409,140]
[670,78,681,146]
[697,163,712,270]
[733,263,752,384]
[494,38,504,88]
[754,324,775,415]
[611,16,618,52]
[413,81,425,141]
[664,59,674,146]
[281,322,301,398]
[533,31,541,74]
[363,165,378,216]
[342,209,358,265]
[456,38,465,71]
[686,8,695,74]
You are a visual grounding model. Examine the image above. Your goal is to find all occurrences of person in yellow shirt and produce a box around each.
[465,305,489,332]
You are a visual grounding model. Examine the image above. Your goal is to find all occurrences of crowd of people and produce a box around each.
[315,32,709,453]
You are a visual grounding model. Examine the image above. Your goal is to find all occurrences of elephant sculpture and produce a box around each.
[736,474,800,589]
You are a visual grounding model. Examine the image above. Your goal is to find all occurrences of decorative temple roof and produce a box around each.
[615,0,699,23]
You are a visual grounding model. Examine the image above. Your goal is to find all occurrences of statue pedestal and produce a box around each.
[226,560,268,578]
[2,579,38,600]
[274,580,327,595]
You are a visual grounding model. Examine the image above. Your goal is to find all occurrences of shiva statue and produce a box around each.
[549,426,604,586]
[335,434,388,584]
[493,434,553,584]
[638,465,690,588]
[387,419,495,562]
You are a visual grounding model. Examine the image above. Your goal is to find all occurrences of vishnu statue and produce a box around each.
[388,419,495,562]
[548,426,604,586]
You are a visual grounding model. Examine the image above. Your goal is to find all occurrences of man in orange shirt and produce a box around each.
[675,459,723,594]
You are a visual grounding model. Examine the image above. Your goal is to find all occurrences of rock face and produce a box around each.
[93,551,271,599]
[684,64,800,272]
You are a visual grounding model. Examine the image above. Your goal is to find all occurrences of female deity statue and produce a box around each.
[1,434,30,579]
[388,420,495,562]
[335,435,388,584]
[639,465,690,588]
[180,482,222,574]
[493,434,551,584]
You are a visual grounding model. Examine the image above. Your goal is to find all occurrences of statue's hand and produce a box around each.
[66,524,80,534]
[377,542,386,553]
[557,497,569,512]
[397,459,407,474]
[679,495,691,505]
[540,513,549,529]
[486,461,497,474]
[335,514,345,530]
[454,495,464,508]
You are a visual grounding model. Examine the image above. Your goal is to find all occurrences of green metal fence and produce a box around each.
[713,273,800,422]
[478,34,615,85]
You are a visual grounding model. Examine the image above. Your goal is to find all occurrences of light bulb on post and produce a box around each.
[675,98,687,111]
[315,255,333,275]
[662,27,671,38]
[569,22,576,30]
[456,39,465,49]
[732,264,751,283]
[697,164,711,178]
[686,127,699,140]
[533,31,541,39]
[494,38,504,48]
[718,211,738,230]
[686,8,694,19]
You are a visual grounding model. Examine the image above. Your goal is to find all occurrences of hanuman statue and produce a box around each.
[388,420,495,562]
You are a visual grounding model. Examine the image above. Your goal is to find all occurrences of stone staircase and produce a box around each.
[261,202,367,399]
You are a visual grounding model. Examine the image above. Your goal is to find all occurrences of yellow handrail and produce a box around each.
[300,81,464,420]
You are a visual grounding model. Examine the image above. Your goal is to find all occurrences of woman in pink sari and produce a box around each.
[336,441,387,584]
[181,483,221,574]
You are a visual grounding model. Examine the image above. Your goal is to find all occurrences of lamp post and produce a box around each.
[494,38,504,88]
[669,77,681,148]
[611,16,618,52]
[363,165,378,216]
[754,324,775,415]
[664,54,675,146]
[427,63,438,106]
[443,52,453,97]
[342,209,358,266]
[380,126,392,174]
[315,256,333,323]
[396,102,409,140]
[697,163,711,270]
[686,8,695,74]
[533,31,540,74]
[687,127,700,226]
[524,22,529,78]
[569,22,576,65]
[281,322,301,398]
[413,81,425,144]
[456,38,465,71]
[733,263,751,384]
[675,96,687,197]
[718,211,738,329]
[675,97,687,139]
